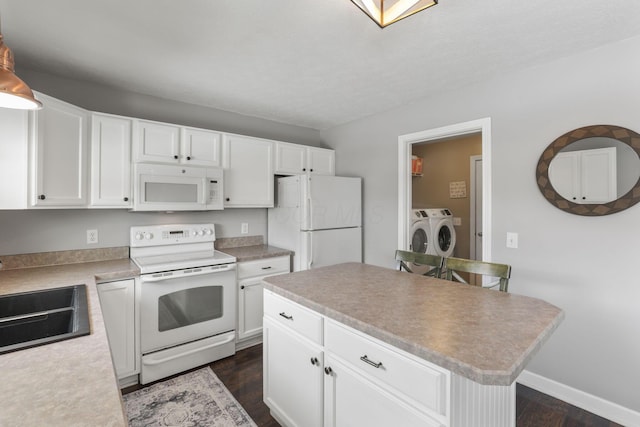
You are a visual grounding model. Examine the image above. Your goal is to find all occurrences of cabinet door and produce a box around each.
[307,147,335,175]
[97,279,137,379]
[135,120,180,163]
[548,148,616,204]
[90,114,132,207]
[238,277,265,340]
[324,356,444,427]
[263,318,323,427]
[274,141,306,175]
[181,127,222,167]
[0,108,29,209]
[580,147,616,203]
[222,134,274,207]
[31,93,89,207]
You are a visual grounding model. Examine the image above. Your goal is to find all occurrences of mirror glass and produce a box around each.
[536,125,640,216]
[548,137,640,204]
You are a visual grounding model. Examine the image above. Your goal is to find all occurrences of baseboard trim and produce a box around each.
[517,370,639,426]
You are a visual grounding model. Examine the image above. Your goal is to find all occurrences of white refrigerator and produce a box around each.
[268,175,362,271]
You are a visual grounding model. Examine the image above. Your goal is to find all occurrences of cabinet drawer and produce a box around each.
[238,256,290,279]
[264,290,322,344]
[325,320,448,416]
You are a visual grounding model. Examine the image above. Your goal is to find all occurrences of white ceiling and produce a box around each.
[1,0,639,130]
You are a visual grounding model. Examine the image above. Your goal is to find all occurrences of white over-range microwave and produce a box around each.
[132,163,223,211]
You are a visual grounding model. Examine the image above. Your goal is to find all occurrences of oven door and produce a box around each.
[140,263,236,354]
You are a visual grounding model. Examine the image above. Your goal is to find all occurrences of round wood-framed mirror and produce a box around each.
[536,124,640,216]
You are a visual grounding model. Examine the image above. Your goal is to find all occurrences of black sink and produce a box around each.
[0,284,90,354]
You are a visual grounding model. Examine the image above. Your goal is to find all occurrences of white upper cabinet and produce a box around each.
[31,92,89,207]
[222,134,274,207]
[0,108,29,209]
[182,127,222,167]
[274,141,335,175]
[90,113,133,208]
[307,146,335,175]
[134,120,222,167]
[134,120,181,164]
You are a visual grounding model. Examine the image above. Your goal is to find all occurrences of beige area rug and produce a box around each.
[122,368,257,427]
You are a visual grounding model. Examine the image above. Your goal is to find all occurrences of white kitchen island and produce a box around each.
[262,263,564,427]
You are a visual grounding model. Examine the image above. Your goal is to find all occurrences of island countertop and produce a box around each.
[262,262,564,386]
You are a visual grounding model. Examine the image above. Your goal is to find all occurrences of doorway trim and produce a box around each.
[397,118,492,261]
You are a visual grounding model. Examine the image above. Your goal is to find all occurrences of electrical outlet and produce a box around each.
[241,223,249,234]
[506,232,518,249]
[87,229,98,244]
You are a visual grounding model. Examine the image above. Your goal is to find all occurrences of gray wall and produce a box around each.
[0,209,266,256]
[17,68,324,147]
[322,35,640,415]
[0,69,323,256]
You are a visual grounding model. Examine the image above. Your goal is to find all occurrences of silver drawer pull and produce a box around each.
[279,312,293,320]
[360,355,383,369]
[261,266,272,270]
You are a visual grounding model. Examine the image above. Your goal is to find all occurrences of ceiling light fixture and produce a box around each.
[0,20,41,110]
[350,0,437,28]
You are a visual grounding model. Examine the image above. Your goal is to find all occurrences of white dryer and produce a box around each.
[424,208,456,258]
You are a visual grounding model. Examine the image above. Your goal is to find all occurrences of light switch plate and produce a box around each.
[241,223,249,234]
[506,232,518,248]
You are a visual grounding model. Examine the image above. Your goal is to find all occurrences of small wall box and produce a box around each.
[412,156,423,175]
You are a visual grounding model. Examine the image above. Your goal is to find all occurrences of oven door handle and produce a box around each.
[143,334,235,366]
[140,264,236,282]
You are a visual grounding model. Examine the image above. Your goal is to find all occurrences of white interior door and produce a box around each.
[470,156,483,261]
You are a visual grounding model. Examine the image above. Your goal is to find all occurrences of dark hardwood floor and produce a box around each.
[124,344,622,427]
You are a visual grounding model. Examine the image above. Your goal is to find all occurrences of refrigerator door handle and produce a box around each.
[307,233,313,269]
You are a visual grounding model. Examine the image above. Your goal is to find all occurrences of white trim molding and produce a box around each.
[397,118,492,260]
[518,370,640,426]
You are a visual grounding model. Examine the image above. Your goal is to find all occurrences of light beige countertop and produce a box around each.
[0,258,139,427]
[220,244,293,263]
[263,262,564,386]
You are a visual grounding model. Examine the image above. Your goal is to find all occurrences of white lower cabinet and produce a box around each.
[324,356,444,427]
[263,317,324,427]
[263,290,450,427]
[237,256,290,344]
[97,278,139,383]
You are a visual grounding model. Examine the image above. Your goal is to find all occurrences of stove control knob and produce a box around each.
[192,230,198,237]
[204,228,213,236]
[197,229,204,236]
[145,232,153,240]
[135,232,144,241]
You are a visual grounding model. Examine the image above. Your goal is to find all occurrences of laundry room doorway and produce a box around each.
[397,118,492,264]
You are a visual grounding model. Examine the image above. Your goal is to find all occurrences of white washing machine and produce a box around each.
[409,209,436,255]
[408,209,438,275]
[424,208,456,258]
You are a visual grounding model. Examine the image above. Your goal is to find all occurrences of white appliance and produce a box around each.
[409,209,436,255]
[130,223,237,384]
[132,163,223,211]
[424,208,456,257]
[268,175,362,271]
[408,209,438,275]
